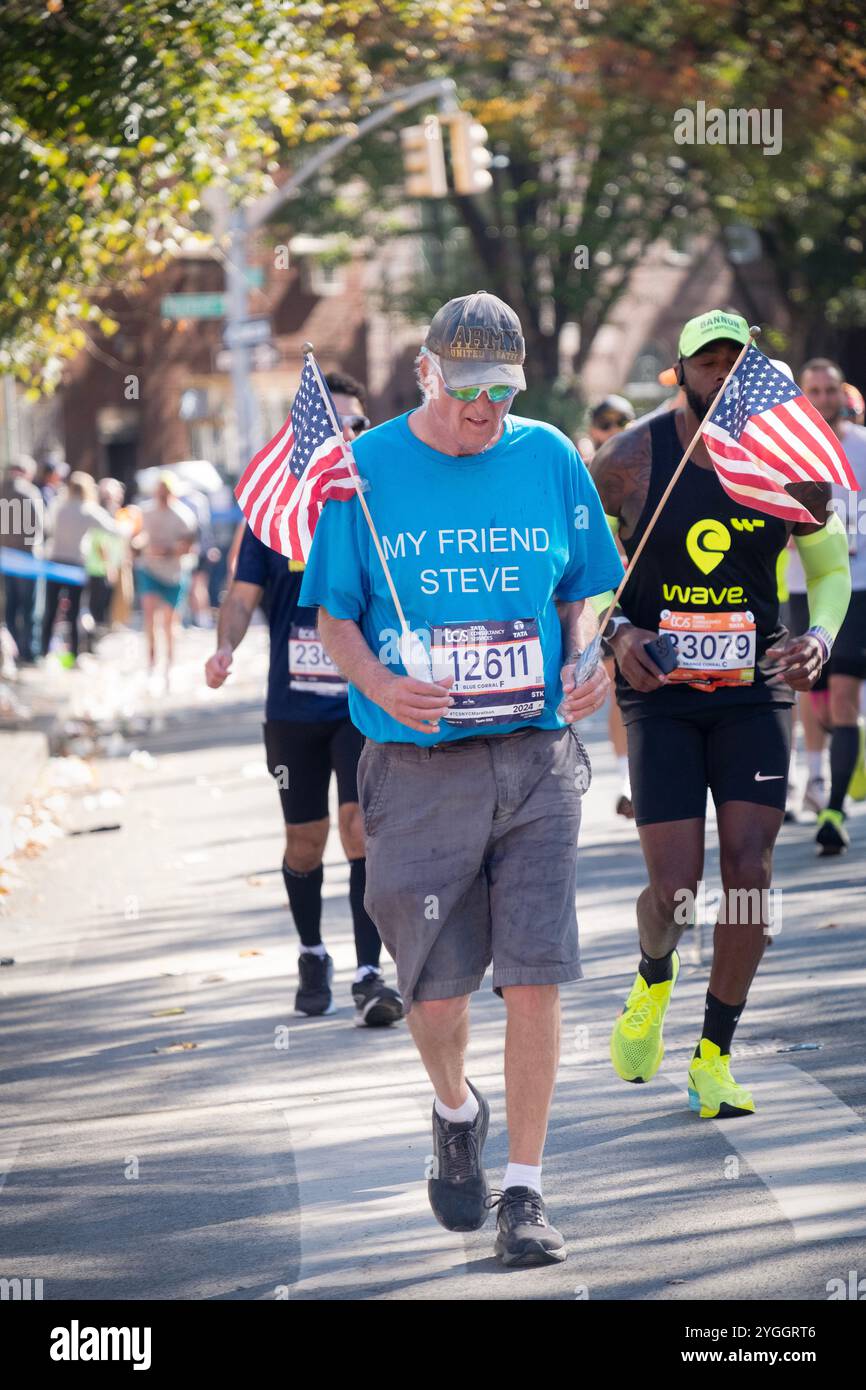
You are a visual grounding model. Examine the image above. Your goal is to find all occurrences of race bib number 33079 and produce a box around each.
[659,609,756,687]
[430,618,545,726]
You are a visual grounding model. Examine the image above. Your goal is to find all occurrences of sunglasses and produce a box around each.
[423,348,518,403]
[444,382,518,403]
[340,413,370,434]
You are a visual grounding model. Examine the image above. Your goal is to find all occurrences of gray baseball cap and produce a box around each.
[424,291,527,390]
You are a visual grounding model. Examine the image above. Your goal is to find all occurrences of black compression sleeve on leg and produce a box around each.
[282,862,324,948]
[828,724,859,813]
[349,858,381,969]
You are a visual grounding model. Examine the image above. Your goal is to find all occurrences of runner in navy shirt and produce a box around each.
[205,374,402,1027]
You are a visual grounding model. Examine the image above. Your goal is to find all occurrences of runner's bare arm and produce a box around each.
[557,598,610,721]
[205,579,262,687]
[589,421,653,540]
[317,608,453,735]
[556,598,599,663]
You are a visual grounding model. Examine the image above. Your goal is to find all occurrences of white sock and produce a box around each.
[300,944,328,959]
[806,751,824,779]
[434,1090,479,1124]
[354,964,381,983]
[503,1162,542,1195]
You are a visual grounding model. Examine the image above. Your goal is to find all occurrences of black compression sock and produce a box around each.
[282,861,324,948]
[699,991,746,1056]
[349,858,381,969]
[828,725,859,813]
[639,946,675,986]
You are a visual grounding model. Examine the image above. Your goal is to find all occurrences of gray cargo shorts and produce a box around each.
[357,724,591,1012]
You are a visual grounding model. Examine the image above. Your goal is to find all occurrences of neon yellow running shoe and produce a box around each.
[848,719,866,802]
[610,950,679,1083]
[687,1039,755,1118]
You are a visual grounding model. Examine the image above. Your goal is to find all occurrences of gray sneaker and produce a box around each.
[489,1186,567,1267]
[428,1081,490,1231]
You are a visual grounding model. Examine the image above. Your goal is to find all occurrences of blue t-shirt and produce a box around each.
[235,525,349,723]
[299,411,624,744]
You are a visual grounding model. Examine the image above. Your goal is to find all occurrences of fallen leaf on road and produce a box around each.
[239,949,263,957]
[150,1007,186,1017]
[153,1041,198,1053]
[818,921,839,929]
[246,876,263,886]
[201,975,225,983]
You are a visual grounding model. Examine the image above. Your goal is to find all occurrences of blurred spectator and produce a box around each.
[576,394,635,463]
[37,457,69,509]
[42,471,117,661]
[843,382,865,426]
[134,474,198,680]
[0,455,44,665]
[83,479,127,632]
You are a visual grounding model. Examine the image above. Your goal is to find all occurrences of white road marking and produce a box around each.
[678,1058,866,1242]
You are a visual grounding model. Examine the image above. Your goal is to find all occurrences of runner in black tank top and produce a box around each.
[616,409,790,721]
[589,310,832,1122]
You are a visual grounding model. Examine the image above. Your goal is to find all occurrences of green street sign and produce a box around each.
[160,292,227,319]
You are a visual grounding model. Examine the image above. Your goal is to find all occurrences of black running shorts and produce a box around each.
[828,589,866,680]
[263,718,364,824]
[626,703,793,826]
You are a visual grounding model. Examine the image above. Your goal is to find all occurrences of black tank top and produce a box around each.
[616,410,792,720]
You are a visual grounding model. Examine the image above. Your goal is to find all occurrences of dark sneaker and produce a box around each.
[489,1186,567,1267]
[351,971,404,1027]
[295,951,334,1016]
[428,1081,490,1231]
[815,808,848,857]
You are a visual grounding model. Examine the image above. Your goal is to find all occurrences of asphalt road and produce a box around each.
[1,627,865,1301]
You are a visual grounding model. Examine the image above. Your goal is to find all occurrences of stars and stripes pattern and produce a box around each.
[235,357,357,561]
[702,345,859,524]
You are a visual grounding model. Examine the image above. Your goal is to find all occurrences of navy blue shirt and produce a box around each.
[235,526,349,723]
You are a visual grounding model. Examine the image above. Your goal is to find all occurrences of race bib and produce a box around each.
[288,624,348,697]
[430,618,545,726]
[659,609,756,688]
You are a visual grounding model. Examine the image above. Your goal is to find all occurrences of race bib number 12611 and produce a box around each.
[430,618,545,726]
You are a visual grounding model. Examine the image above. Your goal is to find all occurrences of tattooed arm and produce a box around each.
[589,420,654,540]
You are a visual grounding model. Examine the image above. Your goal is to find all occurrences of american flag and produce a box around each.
[235,357,357,561]
[702,345,859,523]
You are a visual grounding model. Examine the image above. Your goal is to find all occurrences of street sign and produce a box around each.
[215,343,280,373]
[223,317,272,349]
[161,292,227,319]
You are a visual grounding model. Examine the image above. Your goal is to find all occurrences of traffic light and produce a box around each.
[448,112,493,196]
[400,115,448,198]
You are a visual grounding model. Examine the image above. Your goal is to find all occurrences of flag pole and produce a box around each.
[304,344,433,679]
[598,326,760,635]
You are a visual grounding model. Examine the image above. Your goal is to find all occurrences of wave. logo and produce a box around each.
[686,518,731,576]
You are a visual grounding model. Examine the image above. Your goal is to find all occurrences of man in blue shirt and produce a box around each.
[300,293,623,1267]
[205,374,402,1028]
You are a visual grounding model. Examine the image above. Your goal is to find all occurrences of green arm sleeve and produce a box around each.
[589,589,616,618]
[588,517,621,617]
[793,513,852,641]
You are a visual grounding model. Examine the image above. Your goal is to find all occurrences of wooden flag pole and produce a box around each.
[598,326,761,636]
[304,344,433,678]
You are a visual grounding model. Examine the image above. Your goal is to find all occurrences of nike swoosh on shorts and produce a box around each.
[754,773,785,781]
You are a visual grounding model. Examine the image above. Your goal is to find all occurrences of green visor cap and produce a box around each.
[678,310,751,359]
